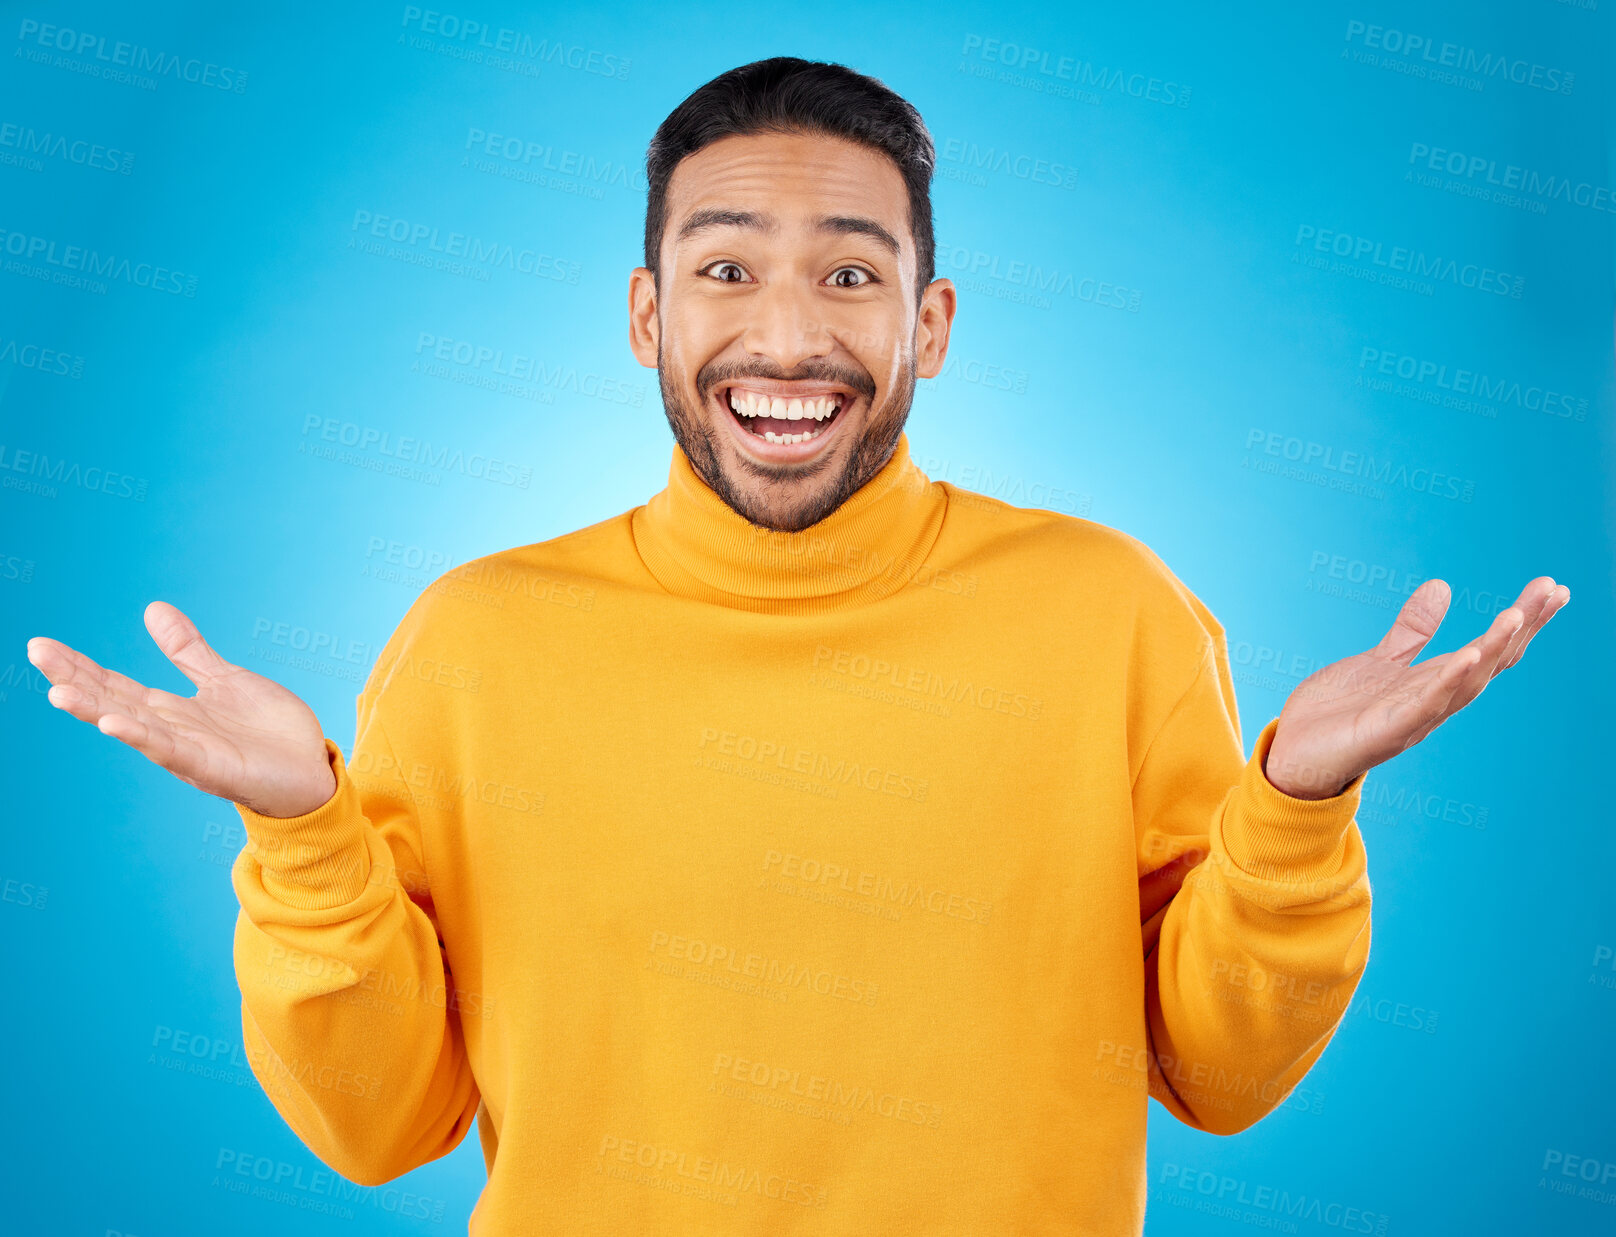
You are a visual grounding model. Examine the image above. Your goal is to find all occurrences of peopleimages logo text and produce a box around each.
[463,128,645,191]
[350,211,581,283]
[0,227,196,295]
[1358,346,1587,421]
[16,18,249,92]
[0,122,134,174]
[1407,143,1614,214]
[937,240,1143,312]
[399,7,630,78]
[1343,20,1574,94]
[960,34,1191,106]
[938,137,1078,190]
[1294,226,1522,298]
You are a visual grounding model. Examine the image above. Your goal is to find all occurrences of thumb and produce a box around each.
[1373,578,1450,667]
[144,600,232,688]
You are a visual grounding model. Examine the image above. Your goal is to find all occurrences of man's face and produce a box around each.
[629,130,955,532]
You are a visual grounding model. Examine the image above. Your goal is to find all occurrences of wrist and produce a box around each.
[232,741,372,908]
[1217,718,1368,886]
[250,761,339,819]
[1263,739,1355,801]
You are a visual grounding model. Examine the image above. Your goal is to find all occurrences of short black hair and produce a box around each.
[643,57,936,303]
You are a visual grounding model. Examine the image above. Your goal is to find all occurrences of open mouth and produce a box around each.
[719,385,851,446]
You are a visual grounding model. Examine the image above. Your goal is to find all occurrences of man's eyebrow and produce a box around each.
[814,214,902,258]
[676,208,777,243]
[674,207,902,259]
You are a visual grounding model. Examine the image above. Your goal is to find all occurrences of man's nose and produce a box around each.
[740,281,835,370]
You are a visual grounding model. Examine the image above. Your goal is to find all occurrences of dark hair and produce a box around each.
[643,57,936,303]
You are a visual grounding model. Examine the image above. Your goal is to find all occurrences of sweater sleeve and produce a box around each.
[228,694,481,1184]
[1133,635,1372,1135]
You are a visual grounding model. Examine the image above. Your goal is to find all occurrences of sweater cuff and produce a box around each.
[233,739,374,908]
[1217,718,1367,883]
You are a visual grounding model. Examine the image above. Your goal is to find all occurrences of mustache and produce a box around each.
[696,357,877,401]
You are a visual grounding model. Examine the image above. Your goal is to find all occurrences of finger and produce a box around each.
[95,708,206,783]
[26,636,160,718]
[42,675,189,746]
[1440,603,1527,714]
[41,681,113,728]
[144,600,233,689]
[1491,577,1555,670]
[93,689,223,784]
[1387,644,1481,743]
[1374,578,1452,666]
[42,678,171,759]
[30,631,219,786]
[1499,581,1569,672]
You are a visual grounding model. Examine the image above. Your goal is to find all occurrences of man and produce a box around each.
[26,57,1566,1235]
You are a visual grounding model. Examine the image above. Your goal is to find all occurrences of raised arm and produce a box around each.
[26,601,480,1182]
[229,697,480,1182]
[1134,635,1372,1134]
[1134,574,1566,1133]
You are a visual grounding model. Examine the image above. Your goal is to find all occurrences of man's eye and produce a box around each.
[703,262,748,283]
[829,267,872,288]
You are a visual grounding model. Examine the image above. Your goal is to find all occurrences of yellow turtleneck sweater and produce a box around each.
[230,432,1371,1235]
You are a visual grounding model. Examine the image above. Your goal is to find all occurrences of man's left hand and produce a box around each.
[1264,576,1569,800]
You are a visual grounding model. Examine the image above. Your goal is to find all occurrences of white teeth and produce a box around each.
[725,391,848,420]
[762,427,827,445]
[726,390,846,442]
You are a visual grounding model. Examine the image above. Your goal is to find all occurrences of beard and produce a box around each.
[657,344,915,533]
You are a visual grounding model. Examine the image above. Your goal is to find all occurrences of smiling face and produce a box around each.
[629,130,955,532]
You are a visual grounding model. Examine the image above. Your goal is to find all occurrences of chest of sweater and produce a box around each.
[410,579,1143,954]
[376,577,1157,1214]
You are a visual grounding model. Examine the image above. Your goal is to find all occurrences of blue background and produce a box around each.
[3,2,1612,1233]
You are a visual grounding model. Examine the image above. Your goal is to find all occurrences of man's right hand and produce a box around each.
[26,600,338,819]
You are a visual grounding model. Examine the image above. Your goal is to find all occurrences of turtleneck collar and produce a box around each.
[630,431,949,614]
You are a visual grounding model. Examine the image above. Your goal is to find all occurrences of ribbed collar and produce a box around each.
[630,431,948,614]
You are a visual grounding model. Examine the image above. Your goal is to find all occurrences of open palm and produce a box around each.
[1265,576,1569,799]
[25,600,337,819]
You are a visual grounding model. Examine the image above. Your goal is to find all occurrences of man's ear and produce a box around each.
[628,267,660,368]
[914,277,957,379]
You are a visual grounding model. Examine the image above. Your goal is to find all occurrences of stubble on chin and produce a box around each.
[656,364,913,534]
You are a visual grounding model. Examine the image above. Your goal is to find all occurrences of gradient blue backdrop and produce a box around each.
[3,2,1612,1233]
